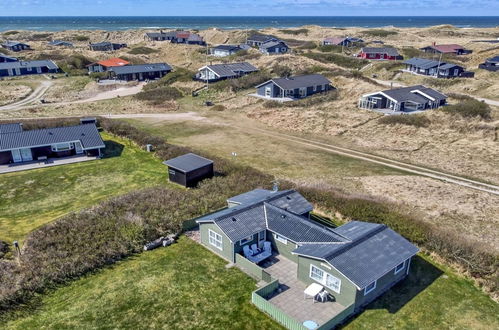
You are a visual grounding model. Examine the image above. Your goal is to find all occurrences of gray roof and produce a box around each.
[486,55,499,64]
[0,123,105,151]
[163,153,213,173]
[228,189,313,214]
[376,85,447,103]
[438,63,462,70]
[2,41,29,47]
[48,40,73,46]
[0,53,18,61]
[0,123,23,134]
[247,34,277,42]
[203,62,258,78]
[109,63,172,75]
[361,47,400,56]
[212,45,242,52]
[0,60,59,71]
[403,57,462,70]
[258,74,331,90]
[265,204,348,244]
[146,31,176,38]
[294,221,419,289]
[260,40,288,50]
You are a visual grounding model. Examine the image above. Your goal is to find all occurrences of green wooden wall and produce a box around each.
[199,223,234,262]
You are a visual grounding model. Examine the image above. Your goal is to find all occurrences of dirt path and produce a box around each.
[0,82,145,112]
[0,80,53,111]
[372,78,499,106]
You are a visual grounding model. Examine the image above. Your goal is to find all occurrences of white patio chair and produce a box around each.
[243,245,253,258]
[251,244,260,255]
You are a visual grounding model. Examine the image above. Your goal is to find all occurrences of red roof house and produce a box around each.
[420,43,472,55]
[87,57,130,73]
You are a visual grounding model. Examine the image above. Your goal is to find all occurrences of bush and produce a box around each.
[272,64,292,77]
[441,100,491,120]
[0,241,9,259]
[209,71,271,93]
[318,44,343,53]
[423,77,462,88]
[303,52,368,70]
[128,46,159,55]
[298,41,317,50]
[57,54,96,76]
[211,105,226,111]
[29,33,52,41]
[134,86,183,105]
[89,72,108,80]
[360,29,398,37]
[278,28,309,35]
[73,35,89,42]
[143,68,195,91]
[378,114,431,128]
[3,31,19,35]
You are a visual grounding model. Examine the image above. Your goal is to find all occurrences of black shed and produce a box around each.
[163,153,214,187]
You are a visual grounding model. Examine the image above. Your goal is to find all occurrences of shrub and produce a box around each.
[278,28,309,35]
[210,71,271,93]
[360,29,398,37]
[73,35,89,42]
[298,41,317,50]
[3,31,19,35]
[423,77,462,88]
[318,45,343,53]
[89,72,108,80]
[0,241,9,259]
[272,64,292,77]
[29,33,52,41]
[378,114,431,128]
[441,100,491,120]
[211,105,226,111]
[143,68,195,91]
[57,54,96,76]
[128,46,159,55]
[134,86,183,105]
[303,52,368,70]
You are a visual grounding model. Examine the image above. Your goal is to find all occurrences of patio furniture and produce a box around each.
[304,283,324,302]
[243,245,254,258]
[303,320,319,330]
[251,243,260,254]
[317,290,329,303]
[246,241,272,263]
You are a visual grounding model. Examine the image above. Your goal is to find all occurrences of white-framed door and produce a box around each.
[74,141,84,154]
[265,87,272,97]
[11,149,22,163]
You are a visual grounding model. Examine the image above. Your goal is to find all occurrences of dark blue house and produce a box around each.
[255,74,332,101]
[0,60,59,77]
[0,53,18,63]
[1,41,30,52]
[259,40,289,55]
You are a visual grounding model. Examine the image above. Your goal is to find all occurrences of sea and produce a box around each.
[0,16,498,31]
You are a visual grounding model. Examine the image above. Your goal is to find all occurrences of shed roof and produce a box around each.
[0,123,23,134]
[163,153,213,172]
[109,63,172,75]
[0,60,59,71]
[257,74,331,90]
[361,47,400,56]
[0,123,105,151]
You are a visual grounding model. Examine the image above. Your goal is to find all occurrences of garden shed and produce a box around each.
[163,153,214,187]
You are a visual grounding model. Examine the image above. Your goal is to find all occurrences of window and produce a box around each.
[240,235,253,245]
[258,231,265,241]
[394,261,405,274]
[364,281,376,295]
[51,143,73,152]
[274,233,287,244]
[208,229,223,250]
[310,265,341,293]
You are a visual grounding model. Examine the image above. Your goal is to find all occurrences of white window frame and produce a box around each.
[273,233,288,245]
[309,264,341,294]
[258,230,265,241]
[394,261,405,275]
[239,235,253,245]
[51,142,73,152]
[364,281,377,295]
[208,229,223,251]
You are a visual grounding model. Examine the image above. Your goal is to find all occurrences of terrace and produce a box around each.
[244,253,354,330]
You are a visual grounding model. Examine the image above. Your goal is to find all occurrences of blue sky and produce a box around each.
[1,0,498,16]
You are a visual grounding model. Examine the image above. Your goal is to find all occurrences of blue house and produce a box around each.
[255,74,332,101]
[0,60,60,77]
[259,40,289,55]
[0,53,18,63]
[2,41,30,52]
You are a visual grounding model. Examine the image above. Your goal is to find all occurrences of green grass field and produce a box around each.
[0,132,169,243]
[3,237,282,329]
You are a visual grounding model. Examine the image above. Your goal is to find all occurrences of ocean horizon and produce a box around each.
[0,16,498,31]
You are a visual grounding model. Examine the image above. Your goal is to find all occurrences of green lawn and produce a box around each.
[0,132,169,243]
[3,237,282,330]
[343,255,499,329]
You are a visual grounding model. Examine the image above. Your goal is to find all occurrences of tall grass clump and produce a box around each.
[378,115,431,128]
[442,100,491,120]
[360,29,398,37]
[303,52,368,70]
